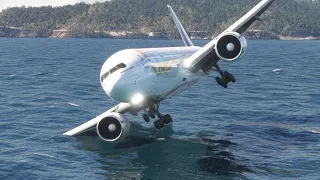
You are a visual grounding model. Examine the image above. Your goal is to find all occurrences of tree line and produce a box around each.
[0,0,320,38]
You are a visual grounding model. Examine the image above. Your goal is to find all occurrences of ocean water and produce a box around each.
[0,38,319,180]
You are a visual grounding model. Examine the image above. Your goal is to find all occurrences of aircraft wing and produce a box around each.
[183,0,275,71]
[63,103,131,136]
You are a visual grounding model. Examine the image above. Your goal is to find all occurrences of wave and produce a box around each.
[273,69,282,74]
[67,102,80,107]
[309,130,320,134]
[33,153,55,158]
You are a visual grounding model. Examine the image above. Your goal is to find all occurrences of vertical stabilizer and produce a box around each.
[167,5,194,47]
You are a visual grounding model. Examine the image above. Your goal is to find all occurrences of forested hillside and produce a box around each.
[0,0,320,39]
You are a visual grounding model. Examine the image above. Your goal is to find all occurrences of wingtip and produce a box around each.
[63,131,71,136]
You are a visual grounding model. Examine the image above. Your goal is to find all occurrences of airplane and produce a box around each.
[64,0,275,142]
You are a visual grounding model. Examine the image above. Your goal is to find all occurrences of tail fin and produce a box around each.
[167,5,194,47]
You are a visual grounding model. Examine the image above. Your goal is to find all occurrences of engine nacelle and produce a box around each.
[215,32,247,62]
[96,112,130,142]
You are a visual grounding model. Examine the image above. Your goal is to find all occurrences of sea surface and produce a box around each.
[0,38,319,180]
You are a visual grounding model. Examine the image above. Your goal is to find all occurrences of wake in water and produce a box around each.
[74,122,252,175]
[197,137,252,174]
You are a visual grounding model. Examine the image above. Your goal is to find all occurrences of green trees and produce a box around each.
[0,0,319,38]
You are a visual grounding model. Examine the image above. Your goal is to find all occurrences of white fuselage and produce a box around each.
[100,46,209,103]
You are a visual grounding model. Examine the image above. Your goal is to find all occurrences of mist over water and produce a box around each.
[0,38,319,179]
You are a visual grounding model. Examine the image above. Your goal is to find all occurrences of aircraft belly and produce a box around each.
[133,71,178,99]
[162,68,208,99]
[151,76,178,96]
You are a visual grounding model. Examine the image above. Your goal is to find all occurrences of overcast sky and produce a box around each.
[0,0,106,11]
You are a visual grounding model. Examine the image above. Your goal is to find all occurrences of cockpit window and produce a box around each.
[117,63,126,69]
[109,63,126,74]
[101,71,110,82]
[101,63,127,82]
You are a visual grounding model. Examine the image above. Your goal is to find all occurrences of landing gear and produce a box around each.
[154,119,165,130]
[216,77,227,88]
[223,71,236,83]
[142,101,172,130]
[213,63,236,88]
[163,114,172,124]
[149,113,156,119]
[153,114,172,130]
[148,108,156,119]
[142,113,150,123]
[216,70,236,88]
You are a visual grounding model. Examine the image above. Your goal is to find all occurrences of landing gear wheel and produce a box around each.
[163,114,172,124]
[154,119,165,130]
[223,71,236,83]
[216,77,227,88]
[142,113,150,123]
[230,74,236,83]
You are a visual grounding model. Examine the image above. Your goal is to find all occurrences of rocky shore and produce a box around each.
[0,26,319,40]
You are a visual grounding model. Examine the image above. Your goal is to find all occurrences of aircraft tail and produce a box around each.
[167,5,194,47]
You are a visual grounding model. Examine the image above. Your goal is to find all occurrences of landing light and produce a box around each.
[131,93,145,106]
[182,59,192,69]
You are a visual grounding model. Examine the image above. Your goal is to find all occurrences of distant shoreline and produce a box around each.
[278,36,320,41]
[0,36,320,40]
[1,26,320,40]
[0,27,319,40]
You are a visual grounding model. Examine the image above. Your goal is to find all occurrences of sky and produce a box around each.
[0,0,106,11]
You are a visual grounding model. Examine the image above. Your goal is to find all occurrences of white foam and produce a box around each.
[309,130,320,134]
[156,138,166,141]
[273,69,282,72]
[33,153,55,158]
[9,74,16,77]
[68,103,80,107]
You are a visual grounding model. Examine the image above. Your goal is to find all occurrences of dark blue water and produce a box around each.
[0,38,319,180]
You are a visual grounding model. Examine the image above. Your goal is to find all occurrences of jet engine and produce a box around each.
[96,112,130,142]
[215,32,247,62]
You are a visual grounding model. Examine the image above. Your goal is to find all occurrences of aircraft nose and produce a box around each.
[103,73,120,98]
[101,73,121,97]
[102,73,132,102]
